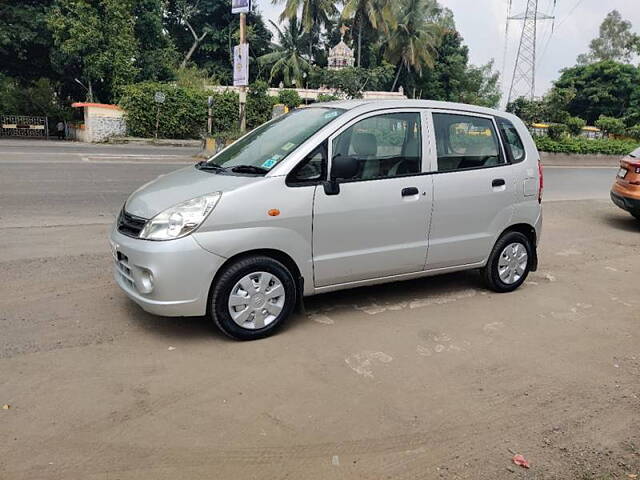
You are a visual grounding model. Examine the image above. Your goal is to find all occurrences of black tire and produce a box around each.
[210,256,297,340]
[632,211,640,222]
[481,231,533,293]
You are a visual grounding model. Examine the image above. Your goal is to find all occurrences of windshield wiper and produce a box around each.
[228,165,269,175]
[195,161,225,172]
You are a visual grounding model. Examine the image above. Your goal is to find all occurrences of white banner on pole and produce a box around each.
[231,0,250,14]
[233,44,249,87]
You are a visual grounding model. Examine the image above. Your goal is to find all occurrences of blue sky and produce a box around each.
[255,0,640,99]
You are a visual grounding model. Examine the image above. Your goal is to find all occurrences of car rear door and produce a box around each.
[425,110,516,270]
[312,109,433,288]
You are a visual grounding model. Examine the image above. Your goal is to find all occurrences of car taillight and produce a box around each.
[538,160,544,204]
[628,161,640,173]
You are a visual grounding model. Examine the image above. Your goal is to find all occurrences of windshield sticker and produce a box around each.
[282,142,296,151]
[325,111,339,119]
[261,156,281,169]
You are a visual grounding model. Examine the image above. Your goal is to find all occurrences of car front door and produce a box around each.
[426,111,516,270]
[312,110,433,288]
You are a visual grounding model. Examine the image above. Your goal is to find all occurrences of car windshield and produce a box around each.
[630,147,640,158]
[205,107,345,172]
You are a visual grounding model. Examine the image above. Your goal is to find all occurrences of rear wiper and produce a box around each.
[195,161,225,172]
[228,165,269,175]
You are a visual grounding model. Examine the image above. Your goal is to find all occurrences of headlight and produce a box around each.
[139,193,222,241]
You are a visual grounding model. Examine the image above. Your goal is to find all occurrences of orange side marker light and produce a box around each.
[268,209,281,217]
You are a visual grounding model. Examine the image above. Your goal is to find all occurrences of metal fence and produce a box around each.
[1,115,49,137]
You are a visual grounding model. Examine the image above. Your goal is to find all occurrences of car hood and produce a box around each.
[125,166,262,219]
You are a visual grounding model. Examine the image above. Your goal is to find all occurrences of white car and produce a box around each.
[110,100,543,340]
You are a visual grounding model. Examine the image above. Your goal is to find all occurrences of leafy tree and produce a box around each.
[133,0,178,81]
[275,0,338,60]
[506,97,548,125]
[595,115,625,137]
[259,19,310,87]
[566,117,586,136]
[577,10,640,65]
[165,0,272,83]
[341,0,394,67]
[551,61,640,124]
[547,124,567,141]
[48,0,140,103]
[308,64,394,98]
[247,81,276,128]
[384,0,440,92]
[0,1,57,84]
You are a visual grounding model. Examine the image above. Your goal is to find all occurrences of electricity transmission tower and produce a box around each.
[507,0,555,104]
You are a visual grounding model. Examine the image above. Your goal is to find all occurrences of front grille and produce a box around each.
[117,209,147,238]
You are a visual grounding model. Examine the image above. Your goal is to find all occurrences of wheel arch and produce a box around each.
[206,249,304,316]
[499,223,538,271]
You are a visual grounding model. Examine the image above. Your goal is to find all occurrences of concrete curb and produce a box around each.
[540,152,621,167]
[108,137,202,148]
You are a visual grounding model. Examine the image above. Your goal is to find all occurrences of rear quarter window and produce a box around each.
[497,118,526,163]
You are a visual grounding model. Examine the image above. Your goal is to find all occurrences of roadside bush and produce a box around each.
[317,93,340,102]
[565,116,586,136]
[247,81,277,129]
[547,123,567,141]
[595,115,626,137]
[625,125,640,141]
[278,89,302,110]
[119,82,208,139]
[535,136,639,156]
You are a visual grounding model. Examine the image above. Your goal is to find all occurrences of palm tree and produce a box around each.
[384,0,441,92]
[274,0,338,61]
[341,0,394,67]
[258,19,310,87]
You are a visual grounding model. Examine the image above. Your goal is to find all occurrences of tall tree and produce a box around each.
[577,10,640,65]
[0,0,57,83]
[133,0,178,80]
[166,0,272,83]
[48,0,140,103]
[259,19,310,87]
[551,60,640,124]
[341,0,394,67]
[275,0,338,60]
[384,0,440,92]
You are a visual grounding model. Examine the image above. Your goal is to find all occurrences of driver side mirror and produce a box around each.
[324,155,359,196]
[330,155,359,181]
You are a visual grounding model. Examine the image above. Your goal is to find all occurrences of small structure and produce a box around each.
[328,26,355,70]
[69,103,126,142]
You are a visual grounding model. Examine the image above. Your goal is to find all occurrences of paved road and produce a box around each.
[2,140,640,479]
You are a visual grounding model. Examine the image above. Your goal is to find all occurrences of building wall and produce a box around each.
[85,105,126,142]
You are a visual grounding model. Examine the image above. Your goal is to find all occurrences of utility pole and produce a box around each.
[506,0,555,104]
[239,12,247,133]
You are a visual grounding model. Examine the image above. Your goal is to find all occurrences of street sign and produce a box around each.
[231,0,250,14]
[233,44,249,87]
[154,91,166,104]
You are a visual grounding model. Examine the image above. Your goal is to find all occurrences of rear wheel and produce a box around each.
[482,231,533,293]
[210,256,297,340]
[632,211,640,222]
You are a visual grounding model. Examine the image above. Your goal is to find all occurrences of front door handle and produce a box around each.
[401,187,419,197]
[492,178,506,188]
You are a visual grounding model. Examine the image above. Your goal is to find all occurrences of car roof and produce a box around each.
[314,99,518,122]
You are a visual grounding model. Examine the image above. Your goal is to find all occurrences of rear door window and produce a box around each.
[432,113,505,172]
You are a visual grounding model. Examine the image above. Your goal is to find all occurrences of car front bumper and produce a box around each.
[109,225,226,317]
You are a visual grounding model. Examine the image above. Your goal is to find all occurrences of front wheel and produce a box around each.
[210,256,297,340]
[482,231,533,293]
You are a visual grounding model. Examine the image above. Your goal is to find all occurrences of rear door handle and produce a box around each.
[401,187,419,197]
[492,179,506,188]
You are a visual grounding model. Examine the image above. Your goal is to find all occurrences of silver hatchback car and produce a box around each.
[110,100,543,340]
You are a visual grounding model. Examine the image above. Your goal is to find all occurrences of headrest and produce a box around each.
[352,132,377,157]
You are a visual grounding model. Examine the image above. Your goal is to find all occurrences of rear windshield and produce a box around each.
[207,107,345,171]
